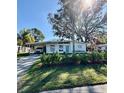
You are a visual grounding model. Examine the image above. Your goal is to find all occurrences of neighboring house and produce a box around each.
[96,44,107,51]
[17,46,31,53]
[45,40,86,53]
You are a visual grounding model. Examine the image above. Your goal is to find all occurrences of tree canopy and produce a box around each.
[17,28,45,46]
[48,0,107,43]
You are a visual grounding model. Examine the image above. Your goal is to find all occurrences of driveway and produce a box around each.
[17,54,40,81]
[40,84,107,93]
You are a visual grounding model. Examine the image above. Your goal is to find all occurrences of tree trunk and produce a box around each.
[17,46,20,53]
[72,39,75,54]
[72,31,75,54]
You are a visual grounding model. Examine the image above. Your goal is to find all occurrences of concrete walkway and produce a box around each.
[40,84,107,93]
[17,54,40,80]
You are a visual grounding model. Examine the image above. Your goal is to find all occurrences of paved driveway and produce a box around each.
[17,54,40,80]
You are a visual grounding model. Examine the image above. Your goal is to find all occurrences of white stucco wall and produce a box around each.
[75,42,86,52]
[46,42,86,53]
[46,43,72,53]
[46,44,56,53]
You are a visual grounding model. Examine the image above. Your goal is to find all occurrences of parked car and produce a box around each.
[34,47,43,54]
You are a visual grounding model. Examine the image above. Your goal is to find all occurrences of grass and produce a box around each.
[18,61,107,93]
[17,53,30,57]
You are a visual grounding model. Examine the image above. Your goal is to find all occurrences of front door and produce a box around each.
[65,45,69,53]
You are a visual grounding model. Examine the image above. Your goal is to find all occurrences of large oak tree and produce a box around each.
[48,0,107,52]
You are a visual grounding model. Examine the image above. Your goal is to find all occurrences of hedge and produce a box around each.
[40,52,107,65]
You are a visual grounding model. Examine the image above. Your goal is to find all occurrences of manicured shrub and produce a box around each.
[99,52,106,61]
[91,51,98,62]
[62,54,71,63]
[104,52,107,61]
[71,54,81,64]
[80,53,89,63]
[91,51,107,63]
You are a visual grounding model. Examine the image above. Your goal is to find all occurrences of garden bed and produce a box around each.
[40,52,107,65]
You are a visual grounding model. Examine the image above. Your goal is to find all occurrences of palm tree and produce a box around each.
[17,33,23,53]
[17,29,35,53]
[17,28,45,53]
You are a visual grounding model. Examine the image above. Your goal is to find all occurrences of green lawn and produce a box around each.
[18,61,107,93]
[17,53,30,57]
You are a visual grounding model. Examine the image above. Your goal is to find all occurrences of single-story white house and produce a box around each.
[45,40,86,53]
[25,40,86,53]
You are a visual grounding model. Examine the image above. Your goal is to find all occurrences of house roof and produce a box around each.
[45,39,86,44]
[96,44,107,47]
[45,40,71,44]
[25,39,85,46]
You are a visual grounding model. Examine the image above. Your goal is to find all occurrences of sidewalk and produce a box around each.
[40,84,107,93]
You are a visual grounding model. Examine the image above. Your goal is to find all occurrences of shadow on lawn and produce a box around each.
[20,66,70,93]
[18,63,106,93]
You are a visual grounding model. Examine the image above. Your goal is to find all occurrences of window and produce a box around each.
[78,45,82,48]
[65,45,69,53]
[59,45,63,51]
[50,45,55,52]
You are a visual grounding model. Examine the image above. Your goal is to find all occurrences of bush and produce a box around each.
[91,51,107,63]
[40,53,49,64]
[41,53,64,65]
[91,51,98,62]
[104,52,107,61]
[80,53,89,63]
[62,54,72,64]
[40,52,107,65]
[71,54,81,64]
[51,53,63,64]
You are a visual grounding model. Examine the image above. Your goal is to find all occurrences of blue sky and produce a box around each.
[18,0,106,41]
[17,0,60,41]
